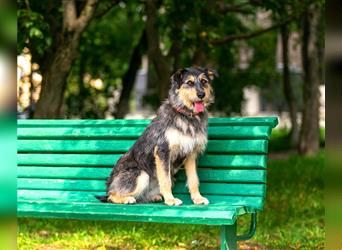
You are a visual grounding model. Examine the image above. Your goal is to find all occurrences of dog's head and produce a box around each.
[169,67,217,114]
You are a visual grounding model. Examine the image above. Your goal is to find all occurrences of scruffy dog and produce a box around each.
[97,67,217,206]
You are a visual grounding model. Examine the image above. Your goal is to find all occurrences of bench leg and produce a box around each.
[220,224,237,250]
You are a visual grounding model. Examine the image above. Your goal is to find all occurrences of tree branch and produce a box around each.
[94,0,121,19]
[62,0,77,31]
[209,19,293,45]
[145,0,164,62]
[74,0,99,31]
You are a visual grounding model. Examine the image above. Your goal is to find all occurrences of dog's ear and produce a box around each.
[205,68,219,80]
[170,68,186,87]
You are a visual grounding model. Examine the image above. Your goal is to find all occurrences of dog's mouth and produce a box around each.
[193,101,205,113]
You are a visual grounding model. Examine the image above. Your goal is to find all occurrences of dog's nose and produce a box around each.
[197,92,205,99]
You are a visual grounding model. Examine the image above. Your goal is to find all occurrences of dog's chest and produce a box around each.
[165,127,207,158]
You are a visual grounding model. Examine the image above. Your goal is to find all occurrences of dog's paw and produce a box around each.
[192,195,209,205]
[123,196,137,204]
[150,194,163,203]
[165,198,183,206]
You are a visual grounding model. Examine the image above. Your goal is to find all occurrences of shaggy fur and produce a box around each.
[96,67,217,206]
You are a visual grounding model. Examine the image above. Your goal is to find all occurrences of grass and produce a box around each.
[18,150,324,249]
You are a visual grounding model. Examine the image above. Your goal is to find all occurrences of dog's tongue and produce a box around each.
[194,101,205,113]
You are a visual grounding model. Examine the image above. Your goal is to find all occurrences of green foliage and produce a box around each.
[17,0,57,56]
[18,152,324,249]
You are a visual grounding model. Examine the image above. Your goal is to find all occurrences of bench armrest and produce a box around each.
[237,213,257,241]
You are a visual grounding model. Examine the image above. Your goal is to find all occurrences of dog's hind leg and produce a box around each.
[107,170,149,204]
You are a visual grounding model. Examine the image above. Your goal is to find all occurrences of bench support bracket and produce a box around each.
[237,212,257,241]
[220,213,257,250]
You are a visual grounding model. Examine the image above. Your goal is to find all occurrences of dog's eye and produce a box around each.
[201,79,208,84]
[186,80,194,85]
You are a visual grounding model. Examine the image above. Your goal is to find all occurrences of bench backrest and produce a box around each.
[17,117,277,211]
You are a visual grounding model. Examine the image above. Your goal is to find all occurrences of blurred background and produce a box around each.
[17,0,325,156]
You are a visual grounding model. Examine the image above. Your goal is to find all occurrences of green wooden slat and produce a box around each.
[173,182,265,196]
[17,154,266,168]
[17,178,265,196]
[198,155,266,168]
[17,126,271,139]
[17,140,136,153]
[17,190,264,210]
[17,139,268,154]
[207,140,267,153]
[177,169,266,183]
[17,127,146,139]
[17,201,238,225]
[18,117,278,128]
[17,167,266,183]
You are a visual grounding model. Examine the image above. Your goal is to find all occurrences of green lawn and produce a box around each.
[18,151,324,249]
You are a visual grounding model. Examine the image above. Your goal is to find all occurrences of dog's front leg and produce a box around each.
[154,146,182,206]
[184,154,209,205]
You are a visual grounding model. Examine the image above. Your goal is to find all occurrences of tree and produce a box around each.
[298,2,324,155]
[34,0,99,118]
[18,0,120,118]
[281,24,299,147]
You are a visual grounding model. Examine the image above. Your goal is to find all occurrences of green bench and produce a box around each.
[17,117,277,249]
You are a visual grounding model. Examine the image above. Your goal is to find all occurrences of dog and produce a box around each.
[96,66,217,206]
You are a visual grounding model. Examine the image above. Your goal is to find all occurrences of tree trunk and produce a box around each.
[280,24,299,147]
[298,3,322,155]
[145,0,171,102]
[33,0,99,118]
[115,31,147,118]
[78,56,88,117]
[34,35,80,118]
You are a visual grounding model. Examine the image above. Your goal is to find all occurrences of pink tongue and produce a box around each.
[194,102,205,113]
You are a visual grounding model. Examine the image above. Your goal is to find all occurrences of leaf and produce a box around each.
[29,27,43,38]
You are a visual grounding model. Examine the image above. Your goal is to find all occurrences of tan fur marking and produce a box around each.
[108,194,136,204]
[198,73,208,81]
[203,85,214,105]
[184,154,209,205]
[178,86,197,109]
[184,154,200,196]
[207,69,216,80]
[184,75,195,83]
[154,146,173,200]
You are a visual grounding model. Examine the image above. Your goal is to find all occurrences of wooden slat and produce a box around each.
[17,139,268,154]
[17,201,238,225]
[18,178,265,196]
[17,154,266,168]
[18,117,278,128]
[17,167,266,183]
[17,126,271,139]
[17,190,264,210]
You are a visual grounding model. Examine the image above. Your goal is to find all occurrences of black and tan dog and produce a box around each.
[97,67,217,206]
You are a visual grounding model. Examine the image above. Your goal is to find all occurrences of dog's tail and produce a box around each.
[95,195,109,203]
